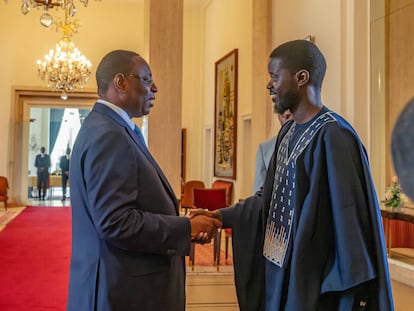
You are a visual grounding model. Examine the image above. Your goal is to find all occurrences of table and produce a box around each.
[28,175,65,187]
[381,205,414,259]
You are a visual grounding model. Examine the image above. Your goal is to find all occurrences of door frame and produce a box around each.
[9,87,98,205]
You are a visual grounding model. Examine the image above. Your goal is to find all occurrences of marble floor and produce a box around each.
[391,280,414,311]
[186,267,414,311]
[186,267,238,310]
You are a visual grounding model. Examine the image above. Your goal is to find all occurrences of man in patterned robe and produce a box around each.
[196,40,394,311]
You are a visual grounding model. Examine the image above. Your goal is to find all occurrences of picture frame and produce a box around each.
[214,49,238,179]
[304,35,315,42]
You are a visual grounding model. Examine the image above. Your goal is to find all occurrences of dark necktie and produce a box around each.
[134,125,147,147]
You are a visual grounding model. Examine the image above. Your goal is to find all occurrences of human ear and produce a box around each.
[296,69,310,87]
[113,73,127,93]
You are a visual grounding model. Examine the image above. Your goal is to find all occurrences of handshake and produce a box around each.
[187,209,222,244]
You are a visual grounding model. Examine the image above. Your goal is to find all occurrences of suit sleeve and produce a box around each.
[81,127,191,256]
[253,145,267,194]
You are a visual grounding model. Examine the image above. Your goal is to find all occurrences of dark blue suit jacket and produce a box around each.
[67,102,191,311]
[60,155,70,183]
[60,155,70,173]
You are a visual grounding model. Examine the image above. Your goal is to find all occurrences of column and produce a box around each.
[144,0,183,197]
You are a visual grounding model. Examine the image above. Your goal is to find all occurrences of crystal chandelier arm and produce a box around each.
[34,0,62,9]
[34,0,92,100]
[5,1,101,26]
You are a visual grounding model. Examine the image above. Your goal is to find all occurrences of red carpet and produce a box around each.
[0,207,232,310]
[0,206,71,311]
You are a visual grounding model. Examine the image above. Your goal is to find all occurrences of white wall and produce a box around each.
[0,1,144,177]
[273,0,343,122]
[202,0,253,199]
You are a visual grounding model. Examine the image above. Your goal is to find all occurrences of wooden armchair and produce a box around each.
[212,179,234,206]
[180,180,205,215]
[0,176,9,211]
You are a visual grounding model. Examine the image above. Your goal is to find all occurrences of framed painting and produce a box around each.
[214,49,238,179]
[304,35,315,42]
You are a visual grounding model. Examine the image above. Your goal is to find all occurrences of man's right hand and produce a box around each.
[189,214,222,244]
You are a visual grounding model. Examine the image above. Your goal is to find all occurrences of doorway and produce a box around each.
[9,87,97,205]
[28,107,92,201]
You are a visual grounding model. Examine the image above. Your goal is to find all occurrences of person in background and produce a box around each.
[67,50,221,311]
[391,98,414,203]
[34,146,51,201]
[253,109,292,194]
[194,39,393,310]
[59,147,71,201]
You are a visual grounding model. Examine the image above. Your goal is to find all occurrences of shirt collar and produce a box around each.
[97,99,135,131]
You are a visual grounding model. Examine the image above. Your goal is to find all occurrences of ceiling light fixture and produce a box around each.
[3,0,100,28]
[36,7,92,100]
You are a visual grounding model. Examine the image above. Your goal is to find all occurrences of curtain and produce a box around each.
[49,108,64,154]
[79,109,90,125]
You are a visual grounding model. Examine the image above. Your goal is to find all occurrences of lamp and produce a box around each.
[3,0,100,28]
[36,7,92,100]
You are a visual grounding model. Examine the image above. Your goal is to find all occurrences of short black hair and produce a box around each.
[96,50,140,96]
[269,40,326,90]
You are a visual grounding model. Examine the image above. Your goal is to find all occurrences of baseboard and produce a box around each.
[388,257,414,288]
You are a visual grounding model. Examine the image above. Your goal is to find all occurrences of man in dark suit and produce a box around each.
[67,50,221,311]
[59,147,70,201]
[253,110,291,193]
[34,146,51,200]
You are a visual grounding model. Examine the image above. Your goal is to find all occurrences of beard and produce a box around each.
[273,89,300,114]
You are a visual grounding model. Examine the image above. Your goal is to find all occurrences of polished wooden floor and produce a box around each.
[1,205,413,310]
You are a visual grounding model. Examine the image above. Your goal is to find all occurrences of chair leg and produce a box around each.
[189,242,195,271]
[213,231,218,264]
[225,235,229,262]
[214,229,221,271]
[183,206,190,215]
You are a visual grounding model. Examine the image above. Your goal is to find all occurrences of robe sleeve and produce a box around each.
[219,196,265,311]
[321,125,377,293]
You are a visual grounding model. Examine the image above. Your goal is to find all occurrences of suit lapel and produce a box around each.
[92,103,178,208]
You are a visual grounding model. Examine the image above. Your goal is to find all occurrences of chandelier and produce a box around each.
[36,8,92,99]
[3,0,100,28]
